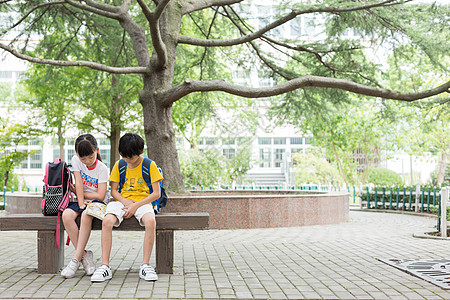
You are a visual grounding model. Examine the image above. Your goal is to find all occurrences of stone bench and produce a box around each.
[0,212,209,274]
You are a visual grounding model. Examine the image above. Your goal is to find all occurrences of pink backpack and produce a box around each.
[42,158,73,247]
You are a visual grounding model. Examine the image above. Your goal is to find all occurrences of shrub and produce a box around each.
[367,168,403,186]
[179,147,252,188]
[292,150,343,185]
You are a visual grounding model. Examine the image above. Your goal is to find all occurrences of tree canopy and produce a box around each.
[1,0,449,191]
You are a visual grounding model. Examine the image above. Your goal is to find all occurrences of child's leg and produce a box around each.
[74,212,94,261]
[62,209,81,249]
[101,214,117,266]
[140,212,156,265]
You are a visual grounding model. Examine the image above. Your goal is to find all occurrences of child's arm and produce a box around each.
[73,171,86,209]
[122,181,161,219]
[83,182,107,201]
[110,181,135,206]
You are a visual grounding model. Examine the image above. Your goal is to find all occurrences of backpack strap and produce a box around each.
[142,157,152,189]
[118,159,127,193]
[142,157,163,213]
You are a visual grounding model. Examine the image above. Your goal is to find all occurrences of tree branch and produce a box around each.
[82,0,119,13]
[182,0,243,15]
[136,0,153,22]
[1,1,66,36]
[161,76,450,107]
[64,0,121,19]
[117,6,150,67]
[0,43,148,74]
[223,6,295,80]
[149,0,170,69]
[179,0,403,47]
[136,0,169,69]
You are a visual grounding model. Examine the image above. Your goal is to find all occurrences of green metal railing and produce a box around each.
[360,185,440,213]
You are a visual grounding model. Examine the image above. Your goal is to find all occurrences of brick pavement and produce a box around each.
[0,210,449,299]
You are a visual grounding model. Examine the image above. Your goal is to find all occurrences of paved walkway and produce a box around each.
[0,210,449,299]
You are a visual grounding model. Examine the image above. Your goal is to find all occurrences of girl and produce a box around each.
[61,134,110,279]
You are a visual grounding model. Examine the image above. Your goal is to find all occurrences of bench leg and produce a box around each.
[155,229,173,274]
[37,230,64,274]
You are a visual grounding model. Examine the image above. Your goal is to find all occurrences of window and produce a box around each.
[290,137,303,145]
[237,137,251,145]
[222,138,235,145]
[30,151,42,169]
[259,78,272,87]
[0,71,12,79]
[15,71,25,80]
[205,138,217,145]
[67,149,76,165]
[100,149,110,169]
[29,139,40,146]
[274,149,285,168]
[305,137,313,145]
[20,151,28,169]
[258,138,272,145]
[274,138,286,145]
[257,6,284,36]
[223,149,235,159]
[259,148,271,168]
[98,138,110,145]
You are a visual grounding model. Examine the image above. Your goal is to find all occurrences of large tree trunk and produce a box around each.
[110,127,120,171]
[141,90,184,192]
[139,3,185,193]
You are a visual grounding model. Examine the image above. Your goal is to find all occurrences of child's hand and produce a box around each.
[122,203,137,219]
[69,183,76,193]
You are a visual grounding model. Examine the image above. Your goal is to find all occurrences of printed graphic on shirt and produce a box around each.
[80,170,99,188]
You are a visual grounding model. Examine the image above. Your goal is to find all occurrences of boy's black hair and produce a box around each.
[75,134,102,161]
[119,133,145,158]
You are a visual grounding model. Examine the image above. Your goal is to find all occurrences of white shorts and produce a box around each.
[105,201,155,227]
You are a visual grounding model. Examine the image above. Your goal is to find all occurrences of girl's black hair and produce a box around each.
[119,133,145,158]
[75,134,102,161]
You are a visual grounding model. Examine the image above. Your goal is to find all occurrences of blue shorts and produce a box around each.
[67,200,104,212]
[66,202,85,212]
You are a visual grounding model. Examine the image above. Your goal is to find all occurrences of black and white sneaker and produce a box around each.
[139,264,158,281]
[91,265,112,282]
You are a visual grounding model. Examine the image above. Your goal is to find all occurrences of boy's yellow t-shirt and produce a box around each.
[109,158,163,202]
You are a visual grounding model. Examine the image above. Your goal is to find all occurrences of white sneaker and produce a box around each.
[81,250,96,275]
[61,258,80,278]
[139,264,158,281]
[91,265,112,282]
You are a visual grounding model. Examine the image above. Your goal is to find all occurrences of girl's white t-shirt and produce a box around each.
[71,155,110,203]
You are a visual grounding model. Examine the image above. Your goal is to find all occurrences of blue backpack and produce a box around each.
[118,157,168,213]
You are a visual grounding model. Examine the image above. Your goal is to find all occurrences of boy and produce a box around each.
[91,133,163,282]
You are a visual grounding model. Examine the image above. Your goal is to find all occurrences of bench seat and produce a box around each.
[0,212,209,274]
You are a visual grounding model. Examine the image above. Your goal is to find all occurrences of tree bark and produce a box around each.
[4,170,9,189]
[138,1,184,192]
[110,128,121,171]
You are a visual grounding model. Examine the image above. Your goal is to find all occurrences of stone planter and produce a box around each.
[5,190,350,229]
[5,193,42,214]
[164,191,349,229]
